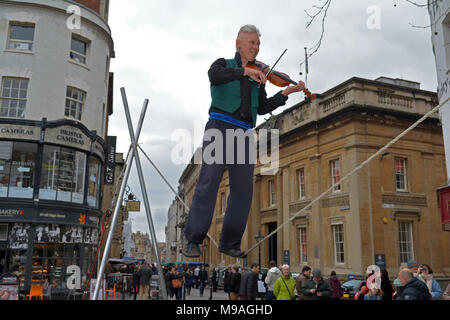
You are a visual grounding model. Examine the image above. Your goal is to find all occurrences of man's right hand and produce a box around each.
[244,67,267,84]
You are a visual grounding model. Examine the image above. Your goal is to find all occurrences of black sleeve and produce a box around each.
[257,87,289,115]
[208,58,245,86]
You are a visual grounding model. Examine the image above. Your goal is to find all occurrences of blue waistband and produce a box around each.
[209,112,253,130]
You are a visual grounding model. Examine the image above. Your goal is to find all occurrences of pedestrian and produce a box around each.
[295,266,311,300]
[264,260,281,300]
[443,283,450,300]
[406,260,420,277]
[239,263,259,300]
[364,287,383,300]
[393,263,407,299]
[418,264,442,300]
[229,265,241,300]
[198,265,208,297]
[328,271,342,300]
[182,24,306,259]
[273,264,296,300]
[184,268,194,296]
[301,268,332,300]
[165,267,175,300]
[223,266,232,297]
[132,264,140,300]
[138,262,152,300]
[212,266,219,292]
[397,269,431,300]
[194,266,200,288]
[380,269,394,300]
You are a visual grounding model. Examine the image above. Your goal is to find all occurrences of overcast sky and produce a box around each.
[106,0,438,242]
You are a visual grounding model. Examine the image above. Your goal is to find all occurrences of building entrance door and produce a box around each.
[267,223,277,264]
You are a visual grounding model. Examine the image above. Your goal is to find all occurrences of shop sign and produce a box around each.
[0,208,33,222]
[45,126,90,152]
[104,136,116,185]
[0,124,40,141]
[126,201,141,212]
[38,210,89,225]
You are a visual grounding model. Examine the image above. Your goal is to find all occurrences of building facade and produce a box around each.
[173,76,449,281]
[0,0,114,292]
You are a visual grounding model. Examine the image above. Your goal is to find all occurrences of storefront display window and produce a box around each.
[87,157,101,207]
[0,141,12,197]
[8,142,37,198]
[39,146,86,204]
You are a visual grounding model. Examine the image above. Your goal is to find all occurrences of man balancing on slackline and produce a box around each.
[182,24,305,258]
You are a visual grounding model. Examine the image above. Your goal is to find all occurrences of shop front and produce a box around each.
[0,118,106,296]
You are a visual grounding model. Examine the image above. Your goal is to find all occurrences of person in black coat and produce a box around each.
[229,266,241,300]
[132,265,140,300]
[198,265,208,297]
[398,269,431,300]
[239,263,259,300]
[380,269,394,300]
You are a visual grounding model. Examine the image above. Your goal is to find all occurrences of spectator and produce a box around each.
[364,287,383,300]
[132,264,140,300]
[295,266,311,300]
[301,268,332,300]
[418,264,442,300]
[443,283,450,300]
[398,269,430,300]
[229,265,241,300]
[273,264,296,300]
[239,263,259,300]
[328,271,342,300]
[264,260,281,300]
[380,269,394,300]
[223,266,232,297]
[407,260,420,277]
[198,265,208,297]
[184,268,194,296]
[138,262,152,300]
[393,263,407,299]
[194,266,200,288]
[211,266,219,292]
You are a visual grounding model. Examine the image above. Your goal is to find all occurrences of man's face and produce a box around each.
[304,270,312,278]
[398,271,407,285]
[282,267,290,277]
[236,32,260,62]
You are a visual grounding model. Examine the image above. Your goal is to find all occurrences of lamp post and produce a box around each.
[202,241,208,265]
[255,232,264,268]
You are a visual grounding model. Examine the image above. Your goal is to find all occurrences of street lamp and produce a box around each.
[255,232,264,268]
[202,241,208,265]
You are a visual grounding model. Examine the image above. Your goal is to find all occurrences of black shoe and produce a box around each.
[219,248,247,258]
[182,240,202,257]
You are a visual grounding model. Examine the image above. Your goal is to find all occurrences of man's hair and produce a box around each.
[269,260,277,268]
[250,263,259,269]
[399,269,413,280]
[302,266,311,273]
[238,24,261,37]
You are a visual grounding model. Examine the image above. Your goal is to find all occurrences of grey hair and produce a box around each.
[399,269,413,280]
[238,24,261,37]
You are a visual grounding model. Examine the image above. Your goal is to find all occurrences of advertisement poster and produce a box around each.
[90,278,105,300]
[0,284,18,300]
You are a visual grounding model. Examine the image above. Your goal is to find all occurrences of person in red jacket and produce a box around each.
[328,271,342,300]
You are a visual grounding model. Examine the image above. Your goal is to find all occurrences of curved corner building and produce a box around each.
[0,0,114,295]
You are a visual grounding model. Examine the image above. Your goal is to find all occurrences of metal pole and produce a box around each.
[92,95,147,300]
[121,88,168,300]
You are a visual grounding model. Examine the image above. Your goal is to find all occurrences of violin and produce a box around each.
[246,61,317,101]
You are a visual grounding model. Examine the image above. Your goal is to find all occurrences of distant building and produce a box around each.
[130,231,151,262]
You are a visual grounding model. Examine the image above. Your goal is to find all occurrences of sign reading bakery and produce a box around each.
[44,126,91,152]
[0,208,33,222]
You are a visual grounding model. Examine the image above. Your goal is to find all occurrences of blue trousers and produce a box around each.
[184,119,255,251]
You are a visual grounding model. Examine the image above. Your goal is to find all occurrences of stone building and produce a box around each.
[130,231,151,262]
[0,0,114,292]
[174,75,449,280]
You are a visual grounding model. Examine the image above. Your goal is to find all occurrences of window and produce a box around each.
[220,192,226,215]
[299,226,307,263]
[269,179,276,206]
[331,159,341,193]
[8,142,37,199]
[39,146,86,203]
[0,224,7,241]
[65,87,85,120]
[398,221,414,264]
[298,168,306,199]
[333,223,345,264]
[0,141,12,197]
[395,158,407,191]
[1,77,29,118]
[7,23,35,51]
[70,35,88,64]
[87,157,101,207]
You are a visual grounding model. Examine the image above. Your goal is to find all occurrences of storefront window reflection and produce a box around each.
[39,146,86,204]
[87,157,101,207]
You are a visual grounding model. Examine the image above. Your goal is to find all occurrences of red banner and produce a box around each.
[438,186,450,227]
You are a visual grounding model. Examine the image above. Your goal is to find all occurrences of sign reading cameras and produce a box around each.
[429,1,450,181]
